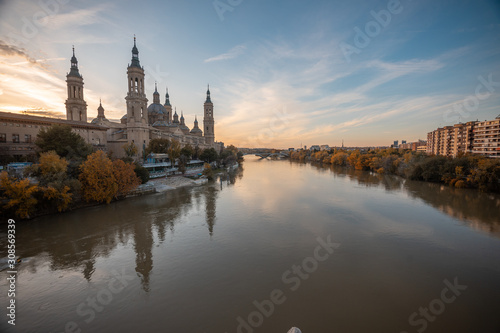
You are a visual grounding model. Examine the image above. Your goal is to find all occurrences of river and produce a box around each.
[1,155,500,333]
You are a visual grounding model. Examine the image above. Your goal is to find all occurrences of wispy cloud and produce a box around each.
[204,45,246,63]
[0,40,39,65]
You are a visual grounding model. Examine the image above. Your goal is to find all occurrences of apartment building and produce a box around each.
[427,116,499,158]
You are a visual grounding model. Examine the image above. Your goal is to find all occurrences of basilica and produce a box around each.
[85,37,222,157]
[0,38,223,160]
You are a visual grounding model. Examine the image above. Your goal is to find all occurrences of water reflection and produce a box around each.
[324,164,500,238]
[1,184,225,283]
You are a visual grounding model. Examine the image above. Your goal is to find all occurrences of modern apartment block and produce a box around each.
[472,117,500,158]
[427,115,499,158]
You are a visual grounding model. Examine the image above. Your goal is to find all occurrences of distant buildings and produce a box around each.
[427,115,500,158]
[399,140,427,152]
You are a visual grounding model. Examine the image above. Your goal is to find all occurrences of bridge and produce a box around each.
[242,151,289,159]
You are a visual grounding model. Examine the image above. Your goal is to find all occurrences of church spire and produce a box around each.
[68,45,81,77]
[205,84,212,103]
[164,87,171,106]
[153,82,160,104]
[130,35,141,68]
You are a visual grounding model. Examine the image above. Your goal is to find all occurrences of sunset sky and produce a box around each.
[1,0,499,148]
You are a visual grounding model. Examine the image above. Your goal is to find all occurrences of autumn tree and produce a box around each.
[79,151,118,204]
[35,125,93,176]
[112,159,141,198]
[123,142,138,158]
[0,171,39,219]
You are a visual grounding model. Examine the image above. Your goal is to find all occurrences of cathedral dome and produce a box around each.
[190,127,202,134]
[147,103,166,115]
[152,120,169,127]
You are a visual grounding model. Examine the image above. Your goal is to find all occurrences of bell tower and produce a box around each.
[125,36,148,124]
[203,85,215,145]
[65,46,87,122]
[125,36,149,158]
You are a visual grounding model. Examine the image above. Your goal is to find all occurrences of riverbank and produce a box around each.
[291,148,500,193]
[147,176,208,192]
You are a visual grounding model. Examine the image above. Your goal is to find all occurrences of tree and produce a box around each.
[200,148,218,163]
[219,147,237,167]
[180,144,194,160]
[42,186,72,212]
[123,142,138,158]
[79,151,118,204]
[193,145,201,160]
[134,163,150,184]
[23,151,76,213]
[35,124,93,160]
[167,139,181,166]
[0,171,39,219]
[146,138,170,155]
[112,159,141,198]
[202,163,214,180]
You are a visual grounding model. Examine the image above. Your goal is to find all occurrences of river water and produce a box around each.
[1,155,500,333]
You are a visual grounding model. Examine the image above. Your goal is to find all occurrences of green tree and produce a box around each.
[193,145,201,160]
[35,125,93,176]
[134,163,150,184]
[146,138,171,155]
[180,144,194,160]
[167,139,181,166]
[200,148,218,163]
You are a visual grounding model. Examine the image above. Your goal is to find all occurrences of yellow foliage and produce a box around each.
[112,159,141,198]
[0,171,38,219]
[39,151,68,175]
[79,151,118,204]
[43,185,72,212]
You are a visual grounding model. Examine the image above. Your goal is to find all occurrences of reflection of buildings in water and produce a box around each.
[326,164,500,238]
[219,164,244,186]
[10,171,235,284]
[82,259,96,281]
[404,182,500,238]
[204,186,218,236]
[150,187,193,242]
[133,218,153,292]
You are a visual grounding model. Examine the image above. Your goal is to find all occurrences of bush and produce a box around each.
[134,163,150,184]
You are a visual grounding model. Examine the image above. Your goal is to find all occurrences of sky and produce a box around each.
[0,0,499,148]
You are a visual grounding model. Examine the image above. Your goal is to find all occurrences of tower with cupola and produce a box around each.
[203,85,215,145]
[125,37,149,157]
[65,47,87,122]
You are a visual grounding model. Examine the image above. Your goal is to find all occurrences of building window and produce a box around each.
[0,133,6,143]
[25,134,32,143]
[12,134,19,143]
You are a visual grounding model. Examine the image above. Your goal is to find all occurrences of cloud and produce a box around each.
[45,4,112,30]
[204,45,246,63]
[0,40,38,64]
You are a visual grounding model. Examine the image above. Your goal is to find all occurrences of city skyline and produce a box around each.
[1,0,500,148]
